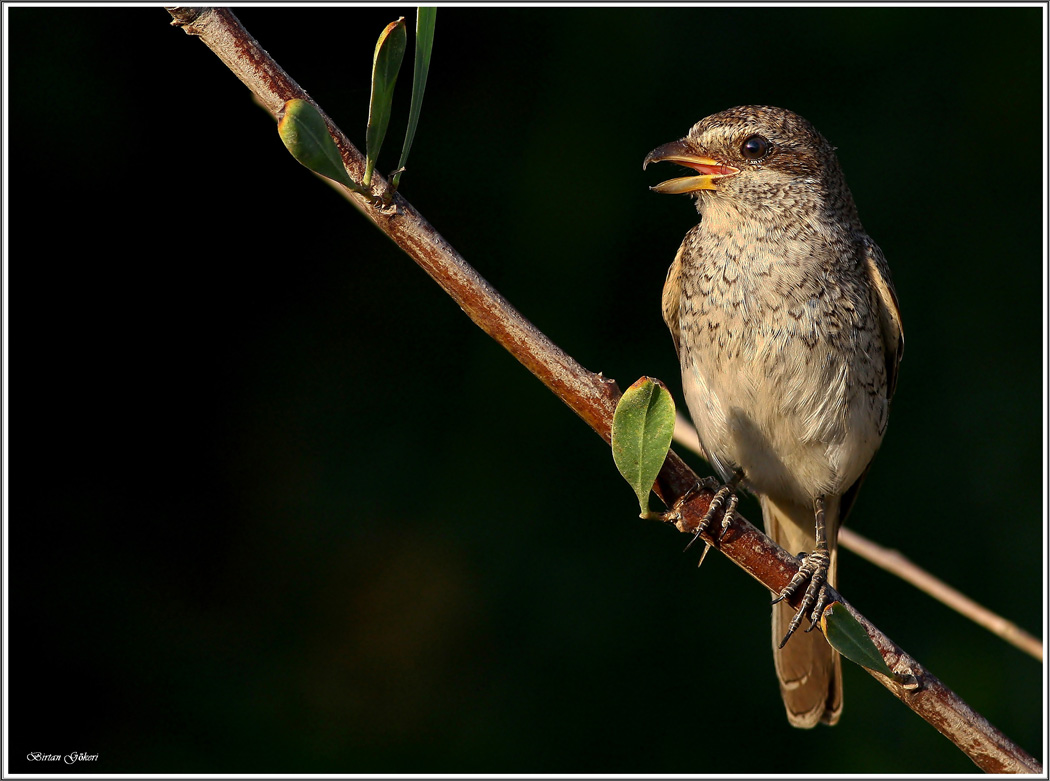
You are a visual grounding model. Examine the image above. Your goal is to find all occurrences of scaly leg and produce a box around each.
[771,495,832,648]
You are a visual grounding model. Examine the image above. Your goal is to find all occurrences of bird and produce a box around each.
[643,106,903,728]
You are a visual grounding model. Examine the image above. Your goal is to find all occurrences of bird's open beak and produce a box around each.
[643,140,739,194]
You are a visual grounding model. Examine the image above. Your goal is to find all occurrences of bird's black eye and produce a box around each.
[740,134,771,160]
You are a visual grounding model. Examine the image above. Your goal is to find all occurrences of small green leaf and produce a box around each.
[392,7,437,189]
[364,17,408,188]
[611,377,676,517]
[277,99,363,192]
[820,602,893,675]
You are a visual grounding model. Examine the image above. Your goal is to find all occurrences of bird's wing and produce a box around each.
[862,237,905,401]
[662,243,685,357]
[840,238,905,525]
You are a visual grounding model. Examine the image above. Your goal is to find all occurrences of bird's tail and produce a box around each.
[761,494,843,728]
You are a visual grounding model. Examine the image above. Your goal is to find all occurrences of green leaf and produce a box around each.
[277,99,363,192]
[820,602,893,676]
[392,7,437,189]
[364,17,408,188]
[611,377,676,517]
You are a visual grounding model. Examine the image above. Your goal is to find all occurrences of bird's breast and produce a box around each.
[674,228,886,502]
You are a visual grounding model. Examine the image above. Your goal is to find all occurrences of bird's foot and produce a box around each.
[681,471,743,561]
[772,546,832,648]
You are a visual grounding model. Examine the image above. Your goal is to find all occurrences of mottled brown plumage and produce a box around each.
[645,106,903,728]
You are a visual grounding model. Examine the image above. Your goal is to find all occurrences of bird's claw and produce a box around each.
[682,472,743,557]
[772,547,832,648]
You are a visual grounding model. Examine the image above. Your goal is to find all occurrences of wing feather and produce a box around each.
[841,238,905,524]
[662,243,685,357]
[863,238,904,401]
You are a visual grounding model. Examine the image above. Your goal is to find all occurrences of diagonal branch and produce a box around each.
[164,7,1042,774]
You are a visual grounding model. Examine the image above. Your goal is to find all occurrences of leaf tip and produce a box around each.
[821,601,893,676]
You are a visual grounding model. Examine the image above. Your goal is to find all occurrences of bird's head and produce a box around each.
[643,105,856,221]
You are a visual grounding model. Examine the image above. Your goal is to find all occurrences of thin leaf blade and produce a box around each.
[393,7,437,188]
[364,17,407,187]
[611,377,676,517]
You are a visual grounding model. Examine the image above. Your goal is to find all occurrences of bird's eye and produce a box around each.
[740,134,771,160]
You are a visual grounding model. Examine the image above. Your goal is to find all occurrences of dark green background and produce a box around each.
[10,5,1044,775]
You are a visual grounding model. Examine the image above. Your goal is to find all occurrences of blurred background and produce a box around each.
[9,5,1044,774]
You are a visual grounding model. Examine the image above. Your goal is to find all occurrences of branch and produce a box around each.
[164,8,1042,774]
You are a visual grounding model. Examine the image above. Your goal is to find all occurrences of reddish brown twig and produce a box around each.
[165,8,1042,773]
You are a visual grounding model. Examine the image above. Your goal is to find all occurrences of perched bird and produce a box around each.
[643,106,903,728]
